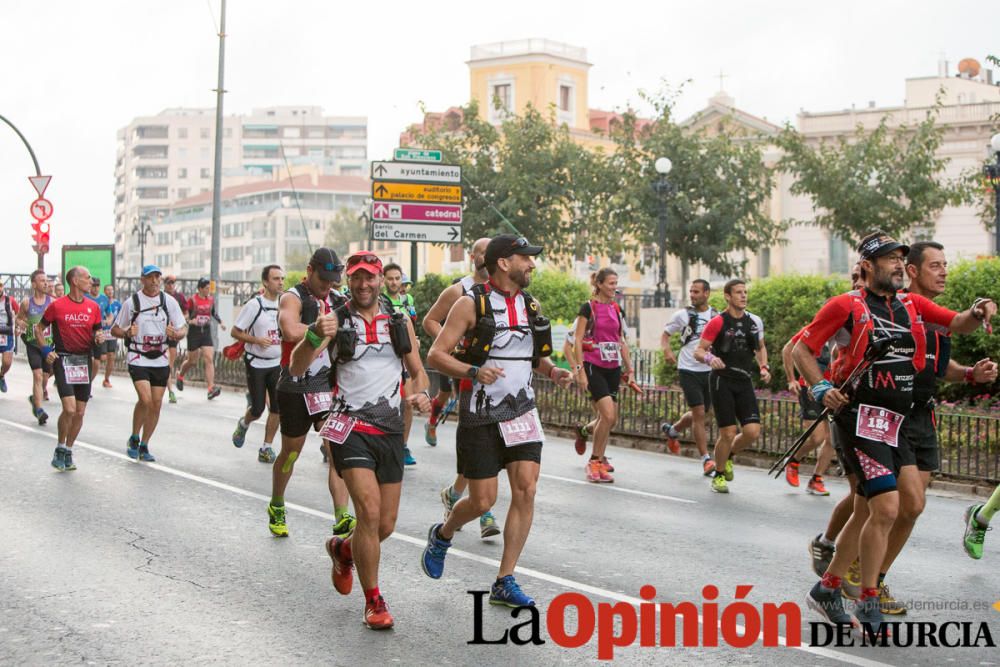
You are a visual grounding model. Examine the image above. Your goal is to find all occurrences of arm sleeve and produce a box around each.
[664,310,686,335]
[798,295,852,355]
[577,302,592,320]
[699,314,723,344]
[911,293,958,328]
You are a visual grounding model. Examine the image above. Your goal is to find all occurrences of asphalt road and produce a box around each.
[1,360,997,666]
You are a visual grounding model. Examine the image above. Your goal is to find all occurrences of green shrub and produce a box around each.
[528,270,592,322]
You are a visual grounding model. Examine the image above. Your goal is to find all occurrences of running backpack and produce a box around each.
[125,292,169,359]
[224,296,278,361]
[680,306,718,346]
[583,299,625,340]
[454,283,548,366]
[0,295,13,336]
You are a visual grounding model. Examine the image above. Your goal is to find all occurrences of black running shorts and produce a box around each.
[585,362,621,402]
[331,429,404,484]
[53,355,92,402]
[898,402,939,472]
[128,364,170,387]
[186,326,214,352]
[832,412,905,498]
[456,421,542,479]
[710,372,760,428]
[679,370,711,409]
[245,362,280,419]
[25,342,52,373]
[277,390,328,439]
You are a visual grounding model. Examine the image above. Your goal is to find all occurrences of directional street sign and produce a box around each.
[371,222,461,244]
[370,161,460,184]
[372,181,462,204]
[371,201,462,224]
[393,148,442,163]
[28,175,52,197]
[30,198,53,222]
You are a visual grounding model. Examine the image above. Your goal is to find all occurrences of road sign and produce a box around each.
[371,222,461,244]
[28,175,51,197]
[30,197,53,222]
[371,201,462,224]
[393,148,442,163]
[370,161,460,184]
[372,182,461,204]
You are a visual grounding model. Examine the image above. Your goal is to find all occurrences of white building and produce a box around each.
[150,171,369,281]
[114,106,368,275]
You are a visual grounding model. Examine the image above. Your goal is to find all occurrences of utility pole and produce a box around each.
[209,0,227,291]
[0,113,46,270]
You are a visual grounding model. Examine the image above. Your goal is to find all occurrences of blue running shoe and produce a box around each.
[51,446,66,472]
[0,375,7,392]
[403,447,416,466]
[138,444,156,462]
[490,575,535,607]
[232,418,248,448]
[421,523,452,579]
[126,435,140,460]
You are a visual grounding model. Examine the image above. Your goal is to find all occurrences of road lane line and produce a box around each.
[0,418,889,667]
[539,472,697,504]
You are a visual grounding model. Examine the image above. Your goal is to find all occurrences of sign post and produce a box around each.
[28,175,53,270]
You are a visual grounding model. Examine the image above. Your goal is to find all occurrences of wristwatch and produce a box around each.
[467,365,480,379]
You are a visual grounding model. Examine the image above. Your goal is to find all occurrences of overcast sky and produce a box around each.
[1,0,996,274]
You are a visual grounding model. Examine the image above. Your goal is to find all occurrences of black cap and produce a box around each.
[197,277,210,288]
[91,277,100,286]
[858,232,910,261]
[309,247,344,282]
[484,234,543,268]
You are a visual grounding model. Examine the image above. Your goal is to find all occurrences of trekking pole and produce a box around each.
[769,334,894,478]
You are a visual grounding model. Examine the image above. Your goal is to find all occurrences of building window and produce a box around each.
[829,233,851,274]
[200,127,210,139]
[155,254,172,266]
[178,127,188,139]
[222,247,244,261]
[177,188,190,199]
[757,247,771,278]
[155,232,172,245]
[201,168,210,179]
[493,84,511,110]
[177,167,187,179]
[488,78,515,124]
[559,85,572,112]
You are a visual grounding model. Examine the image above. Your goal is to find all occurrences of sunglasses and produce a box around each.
[510,237,529,250]
[347,254,379,267]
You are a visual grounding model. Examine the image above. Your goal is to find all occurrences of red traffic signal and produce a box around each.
[31,220,51,255]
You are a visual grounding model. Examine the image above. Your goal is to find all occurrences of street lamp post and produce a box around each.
[132,216,154,272]
[987,133,1000,256]
[652,157,674,307]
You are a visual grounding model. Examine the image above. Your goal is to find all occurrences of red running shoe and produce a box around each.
[574,423,588,455]
[702,458,716,477]
[364,595,394,630]
[785,461,801,487]
[325,536,354,595]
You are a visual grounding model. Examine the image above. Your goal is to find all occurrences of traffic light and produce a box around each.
[31,220,50,255]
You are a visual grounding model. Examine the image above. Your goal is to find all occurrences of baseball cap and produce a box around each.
[485,235,543,268]
[141,265,162,277]
[197,277,210,288]
[858,232,909,261]
[346,252,383,276]
[91,277,101,286]
[401,274,413,285]
[309,247,344,282]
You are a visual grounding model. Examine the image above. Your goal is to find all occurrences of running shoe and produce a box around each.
[258,446,276,463]
[489,575,535,607]
[601,456,615,473]
[702,458,716,477]
[809,534,835,577]
[440,486,459,523]
[660,423,681,455]
[806,580,855,626]
[421,523,452,579]
[711,474,729,494]
[126,435,140,460]
[364,595,394,630]
[403,447,416,466]
[574,423,588,455]
[29,397,49,426]
[723,459,734,481]
[807,475,830,496]
[176,375,185,391]
[962,504,990,560]
[51,446,66,472]
[138,445,156,463]
[208,386,222,400]
[854,597,889,639]
[599,459,614,482]
[102,379,112,389]
[0,375,7,392]
[168,390,177,404]
[785,461,801,487]
[878,582,907,615]
[63,447,76,472]
[268,503,288,537]
[841,559,862,600]
[332,513,357,538]
[585,459,603,483]
[325,536,354,595]
[424,420,438,447]
[480,512,501,538]
[232,418,248,448]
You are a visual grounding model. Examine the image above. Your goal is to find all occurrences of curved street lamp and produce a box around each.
[652,157,674,306]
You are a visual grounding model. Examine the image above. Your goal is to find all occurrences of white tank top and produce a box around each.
[333,306,404,433]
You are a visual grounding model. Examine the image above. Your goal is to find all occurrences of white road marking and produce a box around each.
[1,417,889,666]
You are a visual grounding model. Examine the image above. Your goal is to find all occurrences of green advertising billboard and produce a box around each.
[61,245,115,290]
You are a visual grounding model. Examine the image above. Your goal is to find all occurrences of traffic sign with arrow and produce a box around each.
[370,161,460,184]
[371,222,462,244]
[372,181,461,203]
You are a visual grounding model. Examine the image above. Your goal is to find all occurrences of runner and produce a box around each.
[694,279,770,493]
[421,237,502,538]
[797,231,995,632]
[38,266,104,471]
[382,263,416,466]
[268,247,353,539]
[572,268,633,483]
[177,278,223,399]
[421,234,574,608]
[97,284,122,389]
[17,270,53,425]
[293,252,430,630]
[660,279,718,475]
[231,264,283,463]
[0,280,20,393]
[963,484,999,559]
[781,328,835,495]
[162,275,189,403]
[874,241,997,613]
[111,265,187,462]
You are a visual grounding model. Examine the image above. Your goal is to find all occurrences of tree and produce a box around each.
[324,206,367,256]
[776,105,967,246]
[606,89,784,280]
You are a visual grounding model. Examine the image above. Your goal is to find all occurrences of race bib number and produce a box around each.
[855,404,904,448]
[598,341,621,363]
[499,408,544,447]
[304,391,333,415]
[63,355,91,385]
[195,315,210,327]
[319,413,356,444]
[0,335,7,347]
